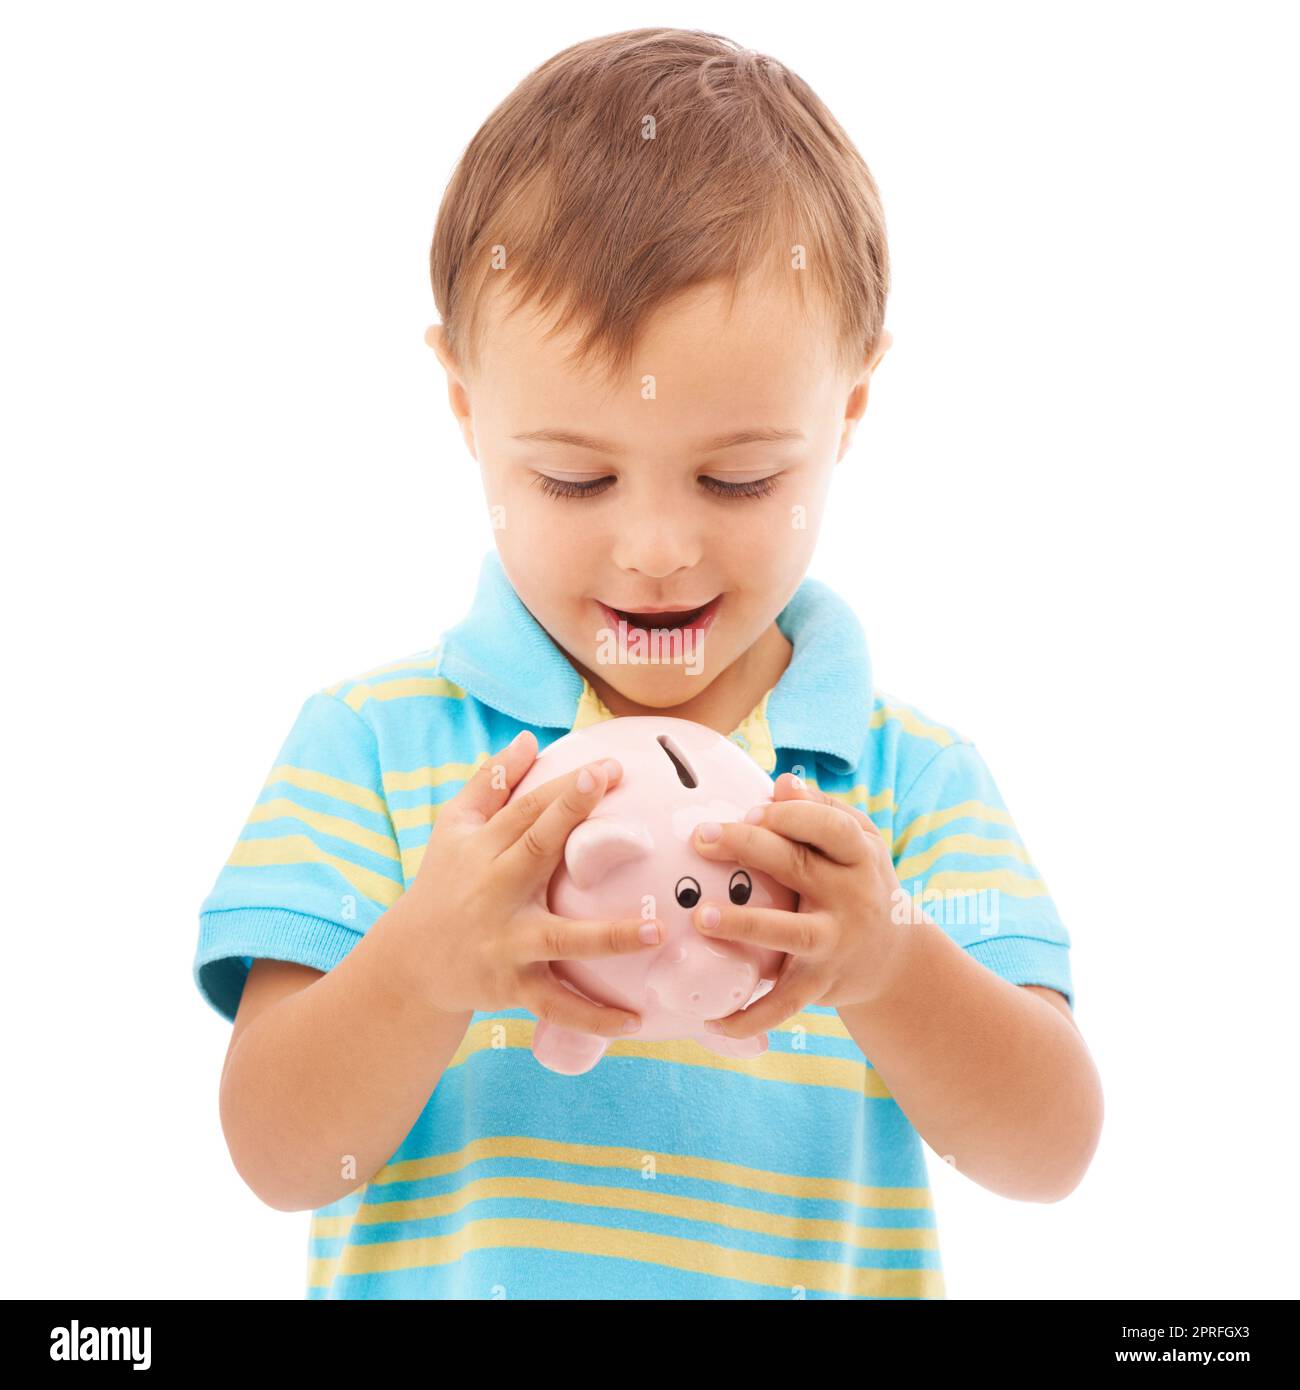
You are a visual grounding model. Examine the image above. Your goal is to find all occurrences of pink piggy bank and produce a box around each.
[509,716,795,1075]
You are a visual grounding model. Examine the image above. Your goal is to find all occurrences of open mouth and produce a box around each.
[598,595,722,634]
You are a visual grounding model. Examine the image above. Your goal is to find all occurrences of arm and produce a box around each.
[216,736,651,1214]
[219,893,473,1213]
[836,918,1103,1203]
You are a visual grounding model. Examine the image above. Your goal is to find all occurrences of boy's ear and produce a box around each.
[867,327,893,374]
[425,322,452,364]
[834,329,894,464]
[424,323,477,459]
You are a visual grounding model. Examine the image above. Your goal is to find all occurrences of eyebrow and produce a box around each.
[510,426,806,455]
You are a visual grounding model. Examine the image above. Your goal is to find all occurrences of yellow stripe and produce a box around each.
[247,797,401,862]
[759,1007,848,1039]
[308,1216,943,1297]
[389,772,494,834]
[263,763,388,817]
[870,699,962,748]
[382,755,488,794]
[435,1015,893,1096]
[893,799,1015,857]
[729,689,777,774]
[316,1176,938,1246]
[573,679,617,729]
[227,834,403,907]
[323,645,443,696]
[373,1134,927,1206]
[401,844,426,881]
[822,784,893,813]
[895,832,1034,882]
[912,868,1049,898]
[324,1176,937,1263]
[343,675,466,713]
[391,802,446,833]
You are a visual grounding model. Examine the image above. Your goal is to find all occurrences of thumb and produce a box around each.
[445,729,537,829]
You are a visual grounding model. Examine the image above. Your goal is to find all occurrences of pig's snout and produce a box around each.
[645,936,759,1020]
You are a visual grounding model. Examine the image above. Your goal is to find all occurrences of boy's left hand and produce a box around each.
[690,772,912,1037]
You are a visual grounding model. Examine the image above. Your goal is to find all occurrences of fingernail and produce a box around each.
[638,920,660,944]
[703,1020,724,1034]
[744,806,764,824]
[576,766,596,793]
[697,821,721,842]
[508,730,527,750]
[622,1016,641,1033]
[790,774,805,788]
[700,905,720,929]
[601,758,621,779]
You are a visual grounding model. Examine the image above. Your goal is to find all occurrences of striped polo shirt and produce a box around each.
[195,547,1073,1299]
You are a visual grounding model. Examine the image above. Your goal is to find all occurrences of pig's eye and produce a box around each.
[675,876,701,908]
[729,870,753,905]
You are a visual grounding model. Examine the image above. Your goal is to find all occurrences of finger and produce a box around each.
[520,969,642,1038]
[492,757,623,885]
[523,913,664,963]
[691,818,822,895]
[694,901,829,958]
[742,798,871,867]
[443,729,538,831]
[773,771,823,801]
[480,754,621,859]
[773,774,885,840]
[706,964,822,1039]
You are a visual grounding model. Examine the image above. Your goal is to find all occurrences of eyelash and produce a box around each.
[533,474,781,501]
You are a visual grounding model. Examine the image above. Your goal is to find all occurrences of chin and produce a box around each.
[597,661,723,706]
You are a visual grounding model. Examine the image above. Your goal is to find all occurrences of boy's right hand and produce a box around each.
[387,730,657,1037]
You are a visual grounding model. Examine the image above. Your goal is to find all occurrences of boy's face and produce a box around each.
[428,273,889,715]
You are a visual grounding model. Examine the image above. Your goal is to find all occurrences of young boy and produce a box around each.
[195,27,1102,1299]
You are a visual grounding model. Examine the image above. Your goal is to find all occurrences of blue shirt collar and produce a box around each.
[438,549,873,775]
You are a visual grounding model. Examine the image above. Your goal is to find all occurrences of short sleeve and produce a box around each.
[194,691,405,1023]
[891,741,1074,1009]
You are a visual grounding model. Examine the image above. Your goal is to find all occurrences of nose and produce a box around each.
[610,510,704,580]
[644,934,759,1020]
[614,552,702,587]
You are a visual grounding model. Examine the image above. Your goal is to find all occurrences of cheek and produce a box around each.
[492,545,567,632]
[785,470,832,527]
[734,499,822,580]
[497,484,596,559]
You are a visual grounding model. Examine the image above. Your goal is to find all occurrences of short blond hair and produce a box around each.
[429,27,890,384]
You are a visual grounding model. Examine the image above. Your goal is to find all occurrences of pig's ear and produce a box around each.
[564,817,653,890]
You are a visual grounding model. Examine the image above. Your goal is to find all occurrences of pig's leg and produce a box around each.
[531,1018,611,1075]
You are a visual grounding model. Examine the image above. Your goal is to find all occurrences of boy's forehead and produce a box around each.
[474,273,842,424]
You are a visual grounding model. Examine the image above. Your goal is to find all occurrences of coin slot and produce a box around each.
[657,734,698,788]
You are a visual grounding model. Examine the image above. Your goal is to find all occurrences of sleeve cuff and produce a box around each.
[194,906,364,1024]
[962,934,1074,1011]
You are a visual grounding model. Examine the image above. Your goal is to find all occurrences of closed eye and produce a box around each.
[533,474,781,501]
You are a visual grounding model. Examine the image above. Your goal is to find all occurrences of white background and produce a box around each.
[3,0,1296,1300]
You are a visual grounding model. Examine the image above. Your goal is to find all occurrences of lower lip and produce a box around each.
[597,594,723,639]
